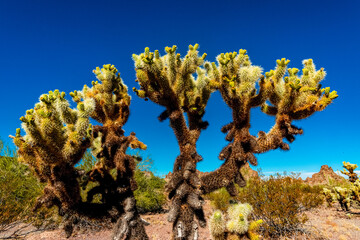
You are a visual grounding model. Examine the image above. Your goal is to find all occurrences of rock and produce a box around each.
[305,165,346,185]
[240,162,259,180]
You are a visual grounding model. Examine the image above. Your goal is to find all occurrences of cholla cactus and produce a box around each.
[323,188,336,207]
[209,210,226,240]
[351,179,360,202]
[133,44,213,239]
[70,64,149,240]
[11,64,149,239]
[201,53,337,197]
[334,187,351,211]
[209,203,262,240]
[133,44,337,240]
[11,89,94,213]
[11,89,94,236]
[341,161,358,183]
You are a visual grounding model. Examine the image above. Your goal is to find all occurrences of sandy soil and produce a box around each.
[1,202,359,240]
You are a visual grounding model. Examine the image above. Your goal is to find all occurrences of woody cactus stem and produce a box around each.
[72,64,149,240]
[133,45,337,239]
[133,44,214,239]
[11,64,149,239]
[200,52,337,196]
[11,89,94,236]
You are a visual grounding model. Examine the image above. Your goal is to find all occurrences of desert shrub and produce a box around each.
[207,171,324,238]
[207,187,232,212]
[0,139,59,227]
[0,155,43,224]
[133,156,166,213]
[237,172,323,238]
[77,150,166,212]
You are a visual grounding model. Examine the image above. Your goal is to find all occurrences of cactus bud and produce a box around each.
[302,69,309,75]
[77,103,85,111]
[329,90,338,99]
[154,50,160,59]
[16,128,21,137]
[239,49,247,55]
[144,47,150,56]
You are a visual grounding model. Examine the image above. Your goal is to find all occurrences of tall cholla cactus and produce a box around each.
[209,203,263,240]
[133,44,337,240]
[11,64,149,239]
[326,161,360,212]
[341,161,358,183]
[70,64,149,240]
[201,52,338,197]
[133,44,214,239]
[10,89,94,236]
[11,89,94,213]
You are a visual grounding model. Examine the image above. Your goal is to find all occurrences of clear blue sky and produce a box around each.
[1,0,359,178]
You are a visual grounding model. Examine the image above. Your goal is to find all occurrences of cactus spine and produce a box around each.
[209,203,262,240]
[341,161,358,183]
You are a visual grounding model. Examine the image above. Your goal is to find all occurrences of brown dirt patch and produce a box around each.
[1,202,359,240]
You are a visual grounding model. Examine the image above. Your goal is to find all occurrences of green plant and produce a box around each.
[341,161,358,183]
[233,172,323,238]
[324,161,360,212]
[11,65,149,239]
[0,155,43,224]
[334,186,351,211]
[134,169,166,213]
[209,203,263,240]
[133,154,167,213]
[208,188,232,212]
[133,44,336,239]
[0,139,59,228]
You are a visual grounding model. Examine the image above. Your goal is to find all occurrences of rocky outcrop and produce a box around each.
[305,165,346,185]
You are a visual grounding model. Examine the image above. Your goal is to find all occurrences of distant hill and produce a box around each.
[305,165,346,185]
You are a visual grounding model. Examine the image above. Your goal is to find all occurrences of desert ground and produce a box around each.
[1,201,359,240]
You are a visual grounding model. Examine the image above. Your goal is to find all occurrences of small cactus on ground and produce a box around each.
[209,203,262,240]
[334,187,351,211]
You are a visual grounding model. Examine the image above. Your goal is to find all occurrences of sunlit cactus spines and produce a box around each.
[133,44,215,239]
[226,213,249,235]
[209,210,226,240]
[341,161,358,183]
[334,187,351,211]
[323,188,336,207]
[209,203,262,240]
[350,180,360,203]
[327,162,360,211]
[227,203,253,221]
[11,64,149,239]
[133,44,337,240]
[13,89,93,206]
